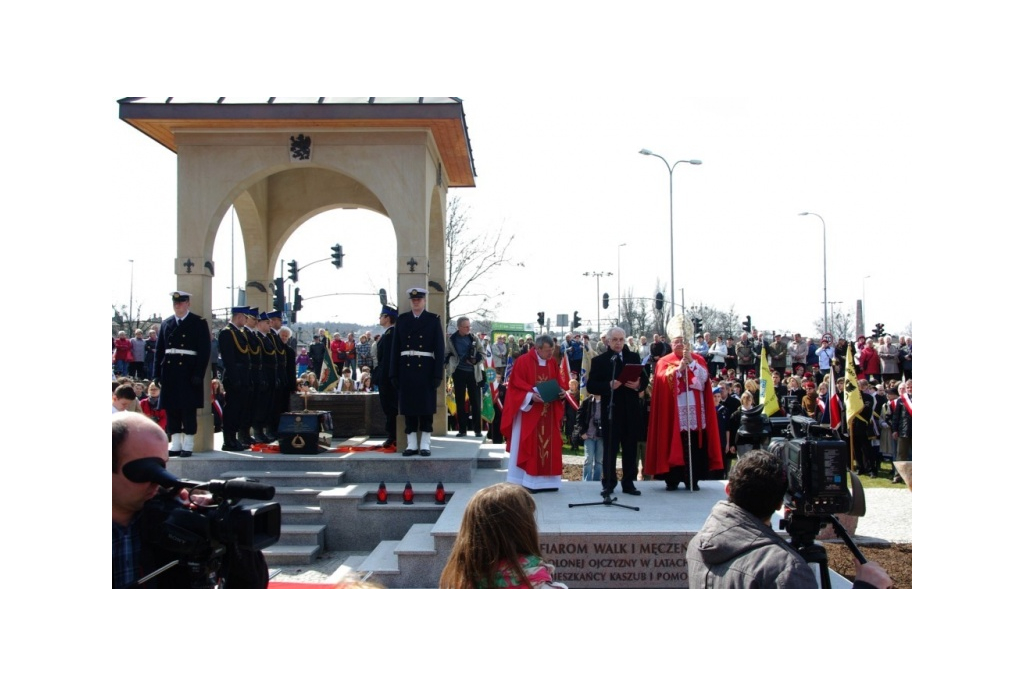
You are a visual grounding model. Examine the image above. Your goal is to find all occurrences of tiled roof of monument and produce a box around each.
[118,97,476,187]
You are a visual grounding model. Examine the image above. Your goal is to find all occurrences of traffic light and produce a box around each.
[654,292,664,311]
[873,322,885,338]
[572,310,581,329]
[742,315,752,333]
[331,244,343,269]
[537,311,545,327]
[293,288,303,312]
[273,277,285,312]
[602,293,609,309]
[693,317,703,334]
[287,259,299,282]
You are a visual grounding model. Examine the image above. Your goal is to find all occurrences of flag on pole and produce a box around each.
[759,347,779,416]
[480,343,496,423]
[560,352,579,410]
[580,347,594,400]
[844,343,864,422]
[320,354,340,392]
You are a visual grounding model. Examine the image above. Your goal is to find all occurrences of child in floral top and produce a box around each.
[439,483,567,589]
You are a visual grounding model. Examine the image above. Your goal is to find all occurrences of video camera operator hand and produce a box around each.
[686,449,893,589]
[113,413,271,589]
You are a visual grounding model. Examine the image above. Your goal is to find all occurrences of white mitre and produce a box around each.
[666,315,694,341]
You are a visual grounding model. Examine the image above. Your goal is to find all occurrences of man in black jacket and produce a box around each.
[390,287,446,456]
[373,304,399,448]
[585,327,649,497]
[154,291,211,457]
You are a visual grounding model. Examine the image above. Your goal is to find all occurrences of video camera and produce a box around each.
[122,458,281,588]
[767,415,868,588]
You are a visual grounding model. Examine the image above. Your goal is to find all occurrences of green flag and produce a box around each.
[320,354,340,392]
[480,366,496,423]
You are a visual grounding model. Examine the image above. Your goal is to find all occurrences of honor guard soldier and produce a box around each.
[239,307,262,448]
[373,304,399,449]
[390,287,445,456]
[154,291,211,457]
[268,311,289,440]
[219,306,252,451]
[252,312,279,444]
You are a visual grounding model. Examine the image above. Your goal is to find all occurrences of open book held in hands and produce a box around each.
[535,379,563,403]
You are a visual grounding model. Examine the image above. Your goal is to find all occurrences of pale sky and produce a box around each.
[93,3,1019,342]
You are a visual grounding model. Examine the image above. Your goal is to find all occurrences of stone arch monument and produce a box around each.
[119,97,476,452]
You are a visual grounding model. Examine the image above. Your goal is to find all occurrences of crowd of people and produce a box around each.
[114,293,909,590]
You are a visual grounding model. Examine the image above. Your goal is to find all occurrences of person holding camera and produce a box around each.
[446,316,485,437]
[113,412,269,588]
[686,449,892,589]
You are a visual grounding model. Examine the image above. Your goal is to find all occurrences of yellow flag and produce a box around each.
[844,344,864,421]
[759,347,780,416]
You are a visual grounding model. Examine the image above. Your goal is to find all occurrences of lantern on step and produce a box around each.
[435,482,446,505]
[403,481,414,505]
[376,482,388,505]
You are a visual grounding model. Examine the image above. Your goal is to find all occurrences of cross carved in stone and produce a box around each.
[406,257,418,272]
[184,258,195,273]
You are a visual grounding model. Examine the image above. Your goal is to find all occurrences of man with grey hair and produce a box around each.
[445,316,484,437]
[586,327,648,497]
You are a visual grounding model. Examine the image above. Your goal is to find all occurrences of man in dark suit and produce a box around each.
[372,304,399,448]
[218,306,252,451]
[154,291,211,457]
[239,308,262,448]
[585,326,649,496]
[268,311,289,440]
[390,287,445,456]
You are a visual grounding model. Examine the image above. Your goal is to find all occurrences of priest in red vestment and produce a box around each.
[646,316,723,491]
[502,334,568,492]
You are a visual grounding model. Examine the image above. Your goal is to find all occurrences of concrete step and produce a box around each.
[262,544,321,566]
[280,523,326,548]
[271,486,328,506]
[358,540,401,576]
[219,470,344,487]
[394,523,437,556]
[280,505,324,524]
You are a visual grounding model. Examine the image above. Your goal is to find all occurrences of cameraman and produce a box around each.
[686,449,892,589]
[112,413,269,588]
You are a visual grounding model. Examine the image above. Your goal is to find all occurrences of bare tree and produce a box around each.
[687,302,740,339]
[444,196,518,324]
[815,307,855,340]
[620,287,652,339]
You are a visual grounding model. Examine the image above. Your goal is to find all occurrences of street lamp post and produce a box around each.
[617,242,626,324]
[862,274,871,334]
[583,271,612,335]
[128,259,134,331]
[640,149,702,316]
[799,212,828,335]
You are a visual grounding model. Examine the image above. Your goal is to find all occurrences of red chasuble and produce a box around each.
[644,352,723,475]
[500,349,567,477]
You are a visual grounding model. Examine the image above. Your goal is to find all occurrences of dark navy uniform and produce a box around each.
[253,321,278,443]
[240,314,262,446]
[154,294,211,454]
[218,311,251,451]
[373,305,399,447]
[390,289,444,454]
[268,323,288,438]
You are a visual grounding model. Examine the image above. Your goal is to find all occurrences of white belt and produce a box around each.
[401,350,434,358]
[165,349,197,356]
